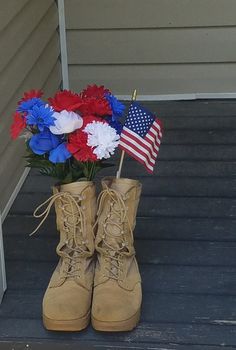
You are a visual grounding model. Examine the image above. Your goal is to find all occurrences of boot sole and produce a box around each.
[43,311,90,332]
[91,308,141,332]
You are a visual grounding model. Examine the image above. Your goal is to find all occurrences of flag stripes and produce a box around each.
[119,102,163,173]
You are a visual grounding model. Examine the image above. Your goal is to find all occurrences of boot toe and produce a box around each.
[92,281,141,323]
[43,281,91,321]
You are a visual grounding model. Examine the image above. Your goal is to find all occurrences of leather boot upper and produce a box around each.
[43,181,96,321]
[92,177,142,323]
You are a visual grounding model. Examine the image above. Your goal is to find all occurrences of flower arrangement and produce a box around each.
[10,85,125,183]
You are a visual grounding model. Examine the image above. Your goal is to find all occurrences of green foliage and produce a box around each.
[25,149,114,184]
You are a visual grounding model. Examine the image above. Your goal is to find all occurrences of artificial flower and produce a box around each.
[18,89,43,105]
[84,121,120,159]
[48,90,83,112]
[78,97,112,117]
[108,119,123,134]
[105,94,125,121]
[81,84,110,99]
[10,112,26,139]
[49,110,83,135]
[83,115,103,127]
[26,105,55,131]
[17,97,45,113]
[29,129,61,155]
[49,142,72,163]
[67,129,97,162]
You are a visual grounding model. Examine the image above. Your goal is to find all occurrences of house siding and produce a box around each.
[64,0,236,95]
[0,0,61,214]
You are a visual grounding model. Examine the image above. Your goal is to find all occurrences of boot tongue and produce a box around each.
[104,177,138,195]
[60,181,93,195]
[101,182,130,253]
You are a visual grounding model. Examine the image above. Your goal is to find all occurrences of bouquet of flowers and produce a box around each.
[9,86,163,333]
[10,85,125,183]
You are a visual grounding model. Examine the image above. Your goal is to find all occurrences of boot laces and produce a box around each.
[96,187,134,281]
[30,190,91,278]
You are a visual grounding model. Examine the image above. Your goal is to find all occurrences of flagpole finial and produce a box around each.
[116,89,137,179]
[132,89,137,101]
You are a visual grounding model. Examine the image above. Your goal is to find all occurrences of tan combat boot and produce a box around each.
[39,181,96,331]
[92,177,142,331]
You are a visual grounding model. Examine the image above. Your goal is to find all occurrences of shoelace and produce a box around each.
[31,190,89,278]
[95,187,134,280]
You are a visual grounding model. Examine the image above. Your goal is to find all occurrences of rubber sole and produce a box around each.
[91,308,141,332]
[43,311,90,332]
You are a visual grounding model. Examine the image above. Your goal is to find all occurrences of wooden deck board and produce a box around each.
[2,100,236,349]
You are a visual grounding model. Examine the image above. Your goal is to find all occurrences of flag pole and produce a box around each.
[116,89,137,179]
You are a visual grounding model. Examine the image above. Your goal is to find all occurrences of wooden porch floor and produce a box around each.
[2,100,236,349]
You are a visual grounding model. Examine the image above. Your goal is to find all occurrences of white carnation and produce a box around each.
[49,110,83,135]
[84,121,120,160]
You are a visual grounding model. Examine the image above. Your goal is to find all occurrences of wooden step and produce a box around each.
[21,176,236,198]
[0,318,235,347]
[5,261,236,295]
[1,290,236,325]
[29,160,236,177]
[4,236,236,266]
[9,193,236,218]
[4,215,236,241]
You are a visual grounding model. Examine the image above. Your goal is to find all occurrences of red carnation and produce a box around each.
[78,97,112,117]
[67,129,97,162]
[82,115,104,126]
[81,84,110,99]
[10,112,26,139]
[18,89,43,105]
[48,90,83,112]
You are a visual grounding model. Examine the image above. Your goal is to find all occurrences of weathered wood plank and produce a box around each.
[28,160,236,177]
[0,319,235,346]
[9,193,236,218]
[163,129,236,144]
[159,145,236,160]
[4,215,236,242]
[2,290,236,325]
[4,236,236,266]
[1,340,233,350]
[6,261,236,295]
[65,0,236,29]
[122,99,236,118]
[20,175,236,198]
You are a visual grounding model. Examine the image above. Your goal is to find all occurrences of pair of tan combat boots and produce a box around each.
[42,177,142,332]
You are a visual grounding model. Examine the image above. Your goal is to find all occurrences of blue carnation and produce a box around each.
[108,119,123,134]
[49,143,71,163]
[105,94,125,121]
[26,105,55,131]
[17,98,45,113]
[29,129,61,155]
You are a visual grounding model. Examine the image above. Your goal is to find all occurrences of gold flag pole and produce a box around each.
[116,89,137,179]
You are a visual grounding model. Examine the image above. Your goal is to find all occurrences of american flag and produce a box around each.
[119,102,163,174]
